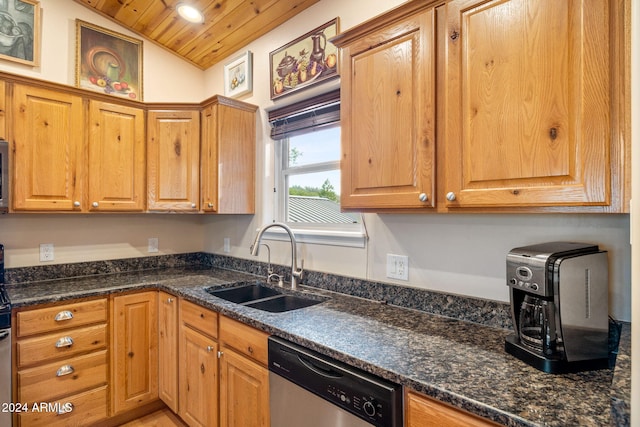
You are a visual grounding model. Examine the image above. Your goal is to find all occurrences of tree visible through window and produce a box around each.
[279,126,359,224]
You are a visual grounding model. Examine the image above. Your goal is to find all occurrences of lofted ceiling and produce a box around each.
[73,0,321,70]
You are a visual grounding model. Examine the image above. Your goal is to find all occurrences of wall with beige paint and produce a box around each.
[0,0,632,322]
[200,0,633,320]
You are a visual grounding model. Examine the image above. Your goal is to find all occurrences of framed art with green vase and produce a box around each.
[76,20,143,101]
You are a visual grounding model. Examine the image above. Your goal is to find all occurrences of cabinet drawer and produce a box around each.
[219,315,268,366]
[16,299,107,337]
[17,385,108,427]
[180,299,218,338]
[18,350,108,403]
[16,324,108,368]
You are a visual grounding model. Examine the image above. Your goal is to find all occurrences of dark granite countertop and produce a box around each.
[6,266,629,427]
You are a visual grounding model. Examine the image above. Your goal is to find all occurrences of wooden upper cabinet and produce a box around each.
[0,80,6,140]
[147,110,200,212]
[443,0,612,208]
[88,100,145,212]
[12,84,84,211]
[333,3,436,210]
[201,96,257,214]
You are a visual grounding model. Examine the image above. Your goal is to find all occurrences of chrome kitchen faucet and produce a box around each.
[250,222,304,290]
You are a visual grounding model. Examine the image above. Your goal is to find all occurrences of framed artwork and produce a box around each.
[224,50,253,98]
[269,18,339,100]
[0,0,41,66]
[76,20,143,101]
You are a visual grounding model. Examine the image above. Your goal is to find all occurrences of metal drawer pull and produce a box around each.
[57,403,74,415]
[55,336,74,348]
[56,365,74,377]
[206,346,214,352]
[54,310,74,322]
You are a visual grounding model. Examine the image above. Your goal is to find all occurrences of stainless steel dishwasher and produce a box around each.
[268,336,402,427]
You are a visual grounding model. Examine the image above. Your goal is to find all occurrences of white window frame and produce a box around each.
[271,127,367,248]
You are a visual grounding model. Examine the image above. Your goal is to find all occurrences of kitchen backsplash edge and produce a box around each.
[7,252,511,329]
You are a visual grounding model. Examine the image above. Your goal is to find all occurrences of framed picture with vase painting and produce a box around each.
[75,20,143,101]
[269,18,339,100]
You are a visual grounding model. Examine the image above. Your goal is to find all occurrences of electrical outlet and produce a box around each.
[223,237,231,253]
[40,243,54,262]
[148,237,159,253]
[386,254,409,281]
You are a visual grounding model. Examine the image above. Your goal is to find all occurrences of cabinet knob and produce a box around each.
[54,310,74,322]
[73,201,80,208]
[418,193,428,202]
[92,202,99,208]
[191,203,197,209]
[446,192,457,202]
[208,203,213,208]
[206,346,215,352]
[167,297,174,303]
[217,350,224,358]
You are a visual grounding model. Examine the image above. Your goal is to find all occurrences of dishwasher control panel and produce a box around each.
[268,336,402,427]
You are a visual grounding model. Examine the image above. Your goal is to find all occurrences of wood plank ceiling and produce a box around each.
[73,0,321,70]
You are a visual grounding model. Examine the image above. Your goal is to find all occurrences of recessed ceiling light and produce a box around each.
[176,3,204,24]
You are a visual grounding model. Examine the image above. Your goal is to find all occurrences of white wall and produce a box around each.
[0,0,632,322]
[0,0,205,102]
[0,0,208,267]
[200,0,633,321]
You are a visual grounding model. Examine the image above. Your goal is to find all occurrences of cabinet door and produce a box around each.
[0,80,6,140]
[219,347,269,427]
[13,84,84,211]
[406,391,498,427]
[88,101,145,211]
[158,292,178,413]
[179,326,218,427]
[338,8,436,209]
[111,291,159,414]
[147,110,200,211]
[201,99,257,214]
[444,0,610,208]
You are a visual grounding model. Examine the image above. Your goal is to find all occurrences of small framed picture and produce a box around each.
[224,51,253,98]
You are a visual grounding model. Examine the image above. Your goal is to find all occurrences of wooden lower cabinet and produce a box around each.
[111,291,159,415]
[179,325,219,427]
[13,297,110,427]
[178,298,219,427]
[18,385,108,427]
[219,346,269,427]
[219,316,269,427]
[158,292,179,413]
[405,390,499,427]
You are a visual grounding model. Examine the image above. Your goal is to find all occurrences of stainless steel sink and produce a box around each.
[245,295,322,313]
[206,283,326,312]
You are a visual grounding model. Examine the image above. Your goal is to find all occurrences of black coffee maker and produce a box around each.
[505,242,609,373]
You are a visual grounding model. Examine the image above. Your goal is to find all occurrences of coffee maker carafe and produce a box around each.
[505,242,609,373]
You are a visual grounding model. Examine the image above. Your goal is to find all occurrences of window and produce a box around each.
[268,90,365,247]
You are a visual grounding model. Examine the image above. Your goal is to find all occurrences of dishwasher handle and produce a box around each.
[0,329,9,341]
[297,354,343,379]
